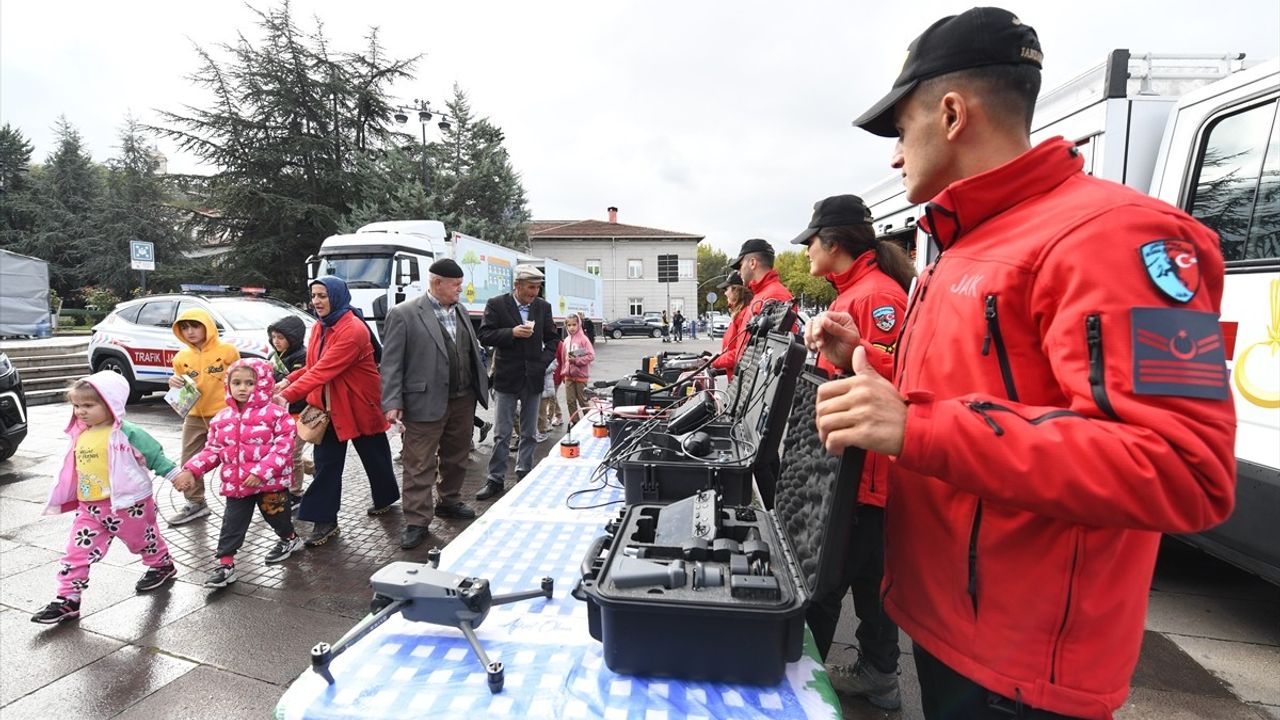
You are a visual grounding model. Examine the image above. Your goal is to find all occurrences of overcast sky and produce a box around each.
[3,1,1277,257]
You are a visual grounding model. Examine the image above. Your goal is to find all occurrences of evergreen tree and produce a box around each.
[86,116,187,296]
[152,0,417,299]
[426,85,531,250]
[17,117,103,297]
[0,124,36,248]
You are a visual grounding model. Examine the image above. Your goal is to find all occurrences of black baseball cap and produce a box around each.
[731,238,775,270]
[790,195,873,245]
[716,270,744,290]
[852,7,1043,137]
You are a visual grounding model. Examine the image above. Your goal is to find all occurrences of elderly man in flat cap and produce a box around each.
[380,258,489,550]
[475,264,560,501]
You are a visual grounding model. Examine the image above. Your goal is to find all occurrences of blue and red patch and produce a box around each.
[872,306,896,332]
[1140,239,1200,303]
[1131,307,1227,400]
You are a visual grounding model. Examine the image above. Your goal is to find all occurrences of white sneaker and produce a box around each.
[265,535,303,564]
[168,502,210,526]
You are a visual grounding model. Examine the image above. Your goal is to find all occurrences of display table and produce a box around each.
[275,423,841,719]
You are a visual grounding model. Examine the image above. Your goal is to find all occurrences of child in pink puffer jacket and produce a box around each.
[173,358,300,589]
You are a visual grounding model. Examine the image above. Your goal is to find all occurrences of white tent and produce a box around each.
[0,249,53,337]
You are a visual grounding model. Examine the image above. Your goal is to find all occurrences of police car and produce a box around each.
[88,285,315,403]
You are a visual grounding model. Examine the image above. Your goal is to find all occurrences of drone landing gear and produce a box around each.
[310,551,554,694]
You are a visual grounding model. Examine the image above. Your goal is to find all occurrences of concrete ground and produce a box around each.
[1,332,1276,719]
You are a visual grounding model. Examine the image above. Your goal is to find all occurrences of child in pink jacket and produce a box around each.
[31,372,180,624]
[557,312,596,425]
[173,358,300,589]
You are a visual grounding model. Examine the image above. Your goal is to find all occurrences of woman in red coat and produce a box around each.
[710,271,754,381]
[276,276,400,546]
[794,194,915,709]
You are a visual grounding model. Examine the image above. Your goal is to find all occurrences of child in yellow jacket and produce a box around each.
[167,308,240,525]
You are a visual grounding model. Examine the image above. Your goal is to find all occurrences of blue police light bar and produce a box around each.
[180,284,269,295]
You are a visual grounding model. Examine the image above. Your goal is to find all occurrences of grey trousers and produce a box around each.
[402,391,477,526]
[487,388,542,484]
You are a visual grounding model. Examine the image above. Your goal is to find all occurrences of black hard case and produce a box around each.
[615,330,806,506]
[579,368,862,685]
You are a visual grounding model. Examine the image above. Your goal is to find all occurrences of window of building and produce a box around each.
[627,259,643,279]
[671,298,685,314]
[1187,98,1280,262]
[585,259,602,275]
[628,298,644,316]
[678,258,694,279]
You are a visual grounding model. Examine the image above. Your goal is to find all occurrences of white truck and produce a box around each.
[306,220,604,337]
[862,50,1280,585]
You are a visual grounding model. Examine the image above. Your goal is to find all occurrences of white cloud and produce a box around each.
[3,0,1277,256]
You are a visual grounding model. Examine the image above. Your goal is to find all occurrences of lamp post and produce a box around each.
[393,99,454,196]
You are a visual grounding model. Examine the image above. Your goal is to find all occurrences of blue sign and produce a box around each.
[130,240,155,270]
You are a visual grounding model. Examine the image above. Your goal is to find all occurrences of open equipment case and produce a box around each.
[610,300,805,506]
[577,367,863,685]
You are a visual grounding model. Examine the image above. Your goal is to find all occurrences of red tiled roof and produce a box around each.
[529,219,702,240]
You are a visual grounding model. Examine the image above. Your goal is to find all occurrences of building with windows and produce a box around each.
[529,207,701,321]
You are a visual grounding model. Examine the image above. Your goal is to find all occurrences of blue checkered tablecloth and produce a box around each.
[276,420,840,720]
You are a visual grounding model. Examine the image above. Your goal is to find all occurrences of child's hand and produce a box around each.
[244,474,263,488]
[168,375,186,389]
[173,470,195,492]
[273,379,289,393]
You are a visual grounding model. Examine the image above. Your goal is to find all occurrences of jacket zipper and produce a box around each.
[982,294,1018,401]
[1085,314,1120,420]
[1050,531,1082,683]
[893,249,942,381]
[967,500,983,614]
[967,400,1083,436]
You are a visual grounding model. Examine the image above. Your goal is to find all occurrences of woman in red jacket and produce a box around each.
[276,276,400,547]
[795,194,915,710]
[710,271,753,380]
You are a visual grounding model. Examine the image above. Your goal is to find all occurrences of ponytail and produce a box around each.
[817,226,917,292]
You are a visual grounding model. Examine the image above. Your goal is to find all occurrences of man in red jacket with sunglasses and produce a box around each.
[809,8,1236,719]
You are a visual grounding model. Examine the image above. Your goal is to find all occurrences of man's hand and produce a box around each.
[385,408,403,424]
[273,379,290,393]
[805,311,862,373]
[172,470,196,492]
[816,346,907,456]
[168,374,186,389]
[244,474,263,488]
[512,323,534,339]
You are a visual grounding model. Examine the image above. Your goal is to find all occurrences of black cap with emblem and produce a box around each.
[790,194,874,245]
[853,7,1042,137]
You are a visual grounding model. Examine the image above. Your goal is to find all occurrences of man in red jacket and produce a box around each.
[731,237,793,323]
[810,8,1236,719]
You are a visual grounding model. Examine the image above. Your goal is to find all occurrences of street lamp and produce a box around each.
[393,99,455,195]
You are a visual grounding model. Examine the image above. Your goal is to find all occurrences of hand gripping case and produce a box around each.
[577,367,862,685]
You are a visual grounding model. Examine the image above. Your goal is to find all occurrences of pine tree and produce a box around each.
[18,117,103,297]
[0,124,36,248]
[152,0,417,299]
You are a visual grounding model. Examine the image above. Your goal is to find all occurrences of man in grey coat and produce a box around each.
[381,258,490,550]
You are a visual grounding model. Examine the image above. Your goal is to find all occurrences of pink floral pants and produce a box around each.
[56,497,172,599]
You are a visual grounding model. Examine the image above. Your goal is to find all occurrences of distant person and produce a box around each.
[476,265,559,501]
[32,372,179,624]
[174,359,302,588]
[166,308,241,526]
[558,312,596,425]
[689,313,698,340]
[812,8,1236,718]
[380,259,488,550]
[672,310,685,342]
[276,276,400,547]
[711,271,752,380]
[661,310,671,343]
[267,315,310,508]
[793,194,914,710]
[580,315,596,344]
[537,347,561,442]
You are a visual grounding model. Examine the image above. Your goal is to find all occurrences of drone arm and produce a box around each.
[310,597,409,683]
[489,577,554,606]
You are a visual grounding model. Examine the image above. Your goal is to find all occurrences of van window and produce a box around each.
[1187,99,1280,262]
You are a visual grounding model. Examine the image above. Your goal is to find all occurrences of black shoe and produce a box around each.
[400,525,430,550]
[515,469,529,481]
[305,522,340,547]
[435,502,477,519]
[478,421,493,443]
[31,597,80,624]
[475,481,504,501]
[136,564,177,592]
[203,564,237,589]
[366,502,397,516]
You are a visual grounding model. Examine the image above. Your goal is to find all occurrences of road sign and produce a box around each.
[657,254,679,283]
[705,291,717,304]
[130,240,155,271]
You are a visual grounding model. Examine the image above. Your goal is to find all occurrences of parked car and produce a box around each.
[707,313,731,338]
[641,311,665,327]
[603,316,664,339]
[88,288,316,403]
[0,352,27,461]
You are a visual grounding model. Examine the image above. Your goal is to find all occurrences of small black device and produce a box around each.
[681,431,713,458]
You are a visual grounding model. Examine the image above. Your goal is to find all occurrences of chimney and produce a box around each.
[607,206,618,224]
